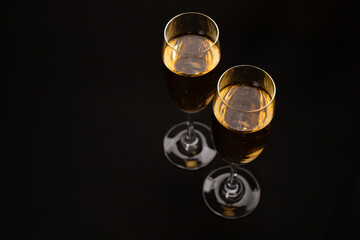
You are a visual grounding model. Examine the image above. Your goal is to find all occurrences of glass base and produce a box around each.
[202,166,260,219]
[163,121,216,170]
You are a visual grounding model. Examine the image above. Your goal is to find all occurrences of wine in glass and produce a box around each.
[203,65,276,218]
[162,12,221,170]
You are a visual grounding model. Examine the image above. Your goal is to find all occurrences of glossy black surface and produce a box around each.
[3,0,359,239]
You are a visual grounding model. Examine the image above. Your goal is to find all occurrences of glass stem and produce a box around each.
[222,163,243,200]
[185,114,195,143]
[180,113,200,155]
[223,163,244,200]
[227,164,238,189]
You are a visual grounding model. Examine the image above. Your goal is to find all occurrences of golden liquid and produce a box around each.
[211,83,274,164]
[163,34,220,76]
[162,34,221,113]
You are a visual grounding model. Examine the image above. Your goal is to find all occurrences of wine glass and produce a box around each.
[202,65,276,218]
[162,12,221,170]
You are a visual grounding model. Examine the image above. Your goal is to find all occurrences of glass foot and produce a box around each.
[203,166,260,218]
[163,121,216,170]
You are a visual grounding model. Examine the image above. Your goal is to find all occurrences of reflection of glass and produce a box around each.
[162,12,220,170]
[203,65,276,218]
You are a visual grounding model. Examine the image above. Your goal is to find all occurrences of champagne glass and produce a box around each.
[203,65,276,218]
[162,12,221,170]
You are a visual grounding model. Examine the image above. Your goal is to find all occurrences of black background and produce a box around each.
[3,0,359,239]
